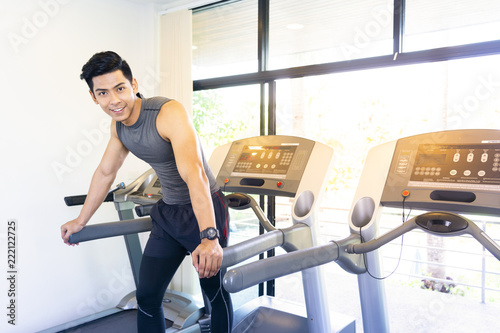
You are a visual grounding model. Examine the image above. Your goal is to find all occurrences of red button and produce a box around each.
[277,182,282,188]
[402,190,410,197]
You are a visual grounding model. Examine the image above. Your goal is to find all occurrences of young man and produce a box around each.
[60,51,233,333]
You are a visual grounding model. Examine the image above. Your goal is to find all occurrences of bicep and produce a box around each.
[172,124,205,183]
[158,102,205,183]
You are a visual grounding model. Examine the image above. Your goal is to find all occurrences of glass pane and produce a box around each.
[192,0,258,80]
[404,0,500,51]
[225,195,262,309]
[269,0,393,69]
[274,54,500,306]
[193,85,261,156]
[193,84,261,308]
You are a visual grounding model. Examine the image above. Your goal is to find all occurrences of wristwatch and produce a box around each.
[200,227,220,240]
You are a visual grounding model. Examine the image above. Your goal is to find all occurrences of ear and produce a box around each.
[89,89,98,104]
[132,78,139,94]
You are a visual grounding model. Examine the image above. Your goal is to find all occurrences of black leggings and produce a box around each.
[136,255,233,333]
[136,191,233,333]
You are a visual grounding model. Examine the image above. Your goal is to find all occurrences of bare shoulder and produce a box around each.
[157,100,195,141]
[158,99,190,119]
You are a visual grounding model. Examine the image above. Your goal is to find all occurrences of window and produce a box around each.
[272,55,500,304]
[269,0,393,67]
[404,0,500,51]
[191,0,500,314]
[193,84,261,155]
[193,84,262,308]
[276,55,500,209]
[192,0,258,80]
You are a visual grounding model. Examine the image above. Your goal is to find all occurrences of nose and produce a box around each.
[109,91,120,105]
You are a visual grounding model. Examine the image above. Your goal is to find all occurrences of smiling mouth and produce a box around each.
[111,107,125,114]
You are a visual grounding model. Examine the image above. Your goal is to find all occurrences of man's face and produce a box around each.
[90,70,139,126]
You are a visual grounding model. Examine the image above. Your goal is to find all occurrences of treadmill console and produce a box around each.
[126,175,163,205]
[216,136,316,197]
[381,129,500,214]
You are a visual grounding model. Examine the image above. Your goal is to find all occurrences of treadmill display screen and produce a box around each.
[231,145,297,178]
[415,153,447,166]
[407,143,500,190]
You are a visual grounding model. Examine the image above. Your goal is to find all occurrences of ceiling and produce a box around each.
[129,0,217,11]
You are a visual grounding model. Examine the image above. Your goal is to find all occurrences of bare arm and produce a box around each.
[156,100,222,278]
[61,121,129,244]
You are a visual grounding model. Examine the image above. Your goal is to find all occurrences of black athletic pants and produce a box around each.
[136,190,233,333]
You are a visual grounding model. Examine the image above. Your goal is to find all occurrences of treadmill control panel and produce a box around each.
[381,129,500,214]
[126,175,163,205]
[232,145,297,178]
[406,143,500,190]
[216,136,315,196]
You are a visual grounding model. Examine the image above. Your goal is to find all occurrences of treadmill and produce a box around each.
[209,135,356,333]
[40,169,207,333]
[225,130,500,333]
[48,135,357,333]
[347,128,500,332]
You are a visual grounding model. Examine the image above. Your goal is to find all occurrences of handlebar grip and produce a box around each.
[226,193,252,209]
[64,195,87,206]
[64,192,114,206]
[68,218,152,244]
[226,192,276,232]
[223,242,339,293]
[135,204,154,217]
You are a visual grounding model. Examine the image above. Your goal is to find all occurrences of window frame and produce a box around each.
[191,0,500,298]
[193,0,500,92]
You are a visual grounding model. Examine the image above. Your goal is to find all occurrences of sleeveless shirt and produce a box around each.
[116,96,219,205]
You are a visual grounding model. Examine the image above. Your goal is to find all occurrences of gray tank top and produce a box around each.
[116,96,219,204]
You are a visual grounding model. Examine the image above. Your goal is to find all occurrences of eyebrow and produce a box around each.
[94,82,126,92]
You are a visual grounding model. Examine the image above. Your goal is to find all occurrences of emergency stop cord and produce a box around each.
[359,194,410,280]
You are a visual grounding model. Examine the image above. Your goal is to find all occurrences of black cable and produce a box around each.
[359,196,409,280]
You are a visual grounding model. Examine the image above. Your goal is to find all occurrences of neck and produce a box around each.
[122,96,142,127]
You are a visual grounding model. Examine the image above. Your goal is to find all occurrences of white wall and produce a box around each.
[0,0,161,331]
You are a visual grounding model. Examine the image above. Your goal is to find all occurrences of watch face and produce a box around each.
[201,227,219,240]
[208,229,217,237]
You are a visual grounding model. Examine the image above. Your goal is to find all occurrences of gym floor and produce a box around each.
[274,264,500,333]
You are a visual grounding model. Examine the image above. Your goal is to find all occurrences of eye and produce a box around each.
[98,91,107,96]
[117,86,125,92]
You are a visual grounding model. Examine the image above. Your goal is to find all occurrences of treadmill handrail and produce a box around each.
[221,229,284,269]
[226,192,276,232]
[223,211,500,293]
[223,242,340,293]
[69,215,286,268]
[64,192,115,206]
[68,218,152,244]
[346,211,500,261]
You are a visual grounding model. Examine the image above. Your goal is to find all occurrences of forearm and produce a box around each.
[186,171,217,232]
[76,167,116,226]
[187,170,223,278]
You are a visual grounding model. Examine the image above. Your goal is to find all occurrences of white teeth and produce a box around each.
[112,107,124,112]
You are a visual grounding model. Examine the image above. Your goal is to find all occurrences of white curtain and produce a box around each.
[160,9,193,115]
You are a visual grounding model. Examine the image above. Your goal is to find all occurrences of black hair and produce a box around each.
[80,51,133,93]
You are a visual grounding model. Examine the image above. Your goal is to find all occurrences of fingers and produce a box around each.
[192,251,200,274]
[196,253,215,278]
[60,226,68,241]
[192,245,222,278]
[60,222,80,246]
[61,225,71,244]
